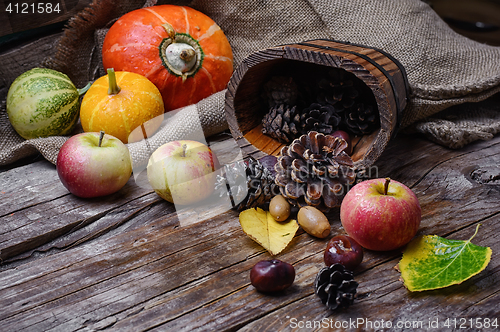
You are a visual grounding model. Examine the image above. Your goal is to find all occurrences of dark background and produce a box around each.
[1,0,500,50]
[426,0,500,46]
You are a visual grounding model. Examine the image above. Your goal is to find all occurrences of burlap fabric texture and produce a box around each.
[1,0,500,167]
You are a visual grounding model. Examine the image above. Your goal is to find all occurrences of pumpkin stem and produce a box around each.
[165,43,197,75]
[180,48,196,62]
[107,68,121,95]
[159,30,202,79]
[98,131,105,147]
[77,82,92,96]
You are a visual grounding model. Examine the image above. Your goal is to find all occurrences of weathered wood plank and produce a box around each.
[0,134,498,331]
[0,171,153,261]
[1,191,166,266]
[0,132,242,262]
[239,216,500,331]
[0,160,64,215]
[0,212,243,330]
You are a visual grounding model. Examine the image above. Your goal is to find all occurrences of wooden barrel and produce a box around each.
[224,39,409,169]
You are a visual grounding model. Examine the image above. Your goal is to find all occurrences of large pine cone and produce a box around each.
[299,103,342,136]
[314,264,358,311]
[274,131,356,211]
[215,157,277,211]
[316,69,359,112]
[317,69,380,135]
[262,76,299,107]
[262,104,301,143]
[344,103,380,135]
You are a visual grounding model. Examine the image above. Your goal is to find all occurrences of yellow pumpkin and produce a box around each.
[80,69,164,143]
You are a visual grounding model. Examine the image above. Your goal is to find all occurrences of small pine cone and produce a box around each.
[262,104,301,143]
[215,157,277,211]
[274,131,356,211]
[314,263,358,311]
[299,103,342,136]
[316,69,359,112]
[262,76,299,107]
[344,103,380,135]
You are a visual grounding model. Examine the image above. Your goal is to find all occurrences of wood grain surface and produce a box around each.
[1,131,499,331]
[1,2,500,330]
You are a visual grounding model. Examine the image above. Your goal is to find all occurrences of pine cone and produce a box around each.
[299,103,342,135]
[316,69,359,112]
[274,131,356,211]
[344,103,380,135]
[215,157,277,211]
[262,76,299,107]
[314,263,358,311]
[262,104,301,143]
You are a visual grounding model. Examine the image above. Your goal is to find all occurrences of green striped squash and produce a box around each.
[6,68,81,140]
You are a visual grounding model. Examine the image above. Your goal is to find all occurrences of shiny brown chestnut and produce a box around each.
[250,259,295,293]
[324,235,363,270]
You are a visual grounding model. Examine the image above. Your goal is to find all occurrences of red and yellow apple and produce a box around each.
[331,130,352,155]
[147,140,219,205]
[340,178,421,251]
[56,131,132,198]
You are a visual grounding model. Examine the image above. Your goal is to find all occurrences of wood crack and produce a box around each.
[1,133,499,331]
[439,211,500,239]
[408,140,500,189]
[101,233,320,331]
[1,192,161,264]
[3,230,245,330]
[0,193,71,220]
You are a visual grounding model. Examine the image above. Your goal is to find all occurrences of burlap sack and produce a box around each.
[1,0,500,167]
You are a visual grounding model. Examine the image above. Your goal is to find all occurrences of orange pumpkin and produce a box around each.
[102,5,234,112]
[80,69,164,144]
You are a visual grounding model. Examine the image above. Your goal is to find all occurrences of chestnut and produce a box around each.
[250,259,295,293]
[324,235,363,271]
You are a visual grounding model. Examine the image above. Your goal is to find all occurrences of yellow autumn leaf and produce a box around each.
[239,207,299,255]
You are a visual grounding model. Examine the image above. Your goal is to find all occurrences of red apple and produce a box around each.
[340,178,421,251]
[331,130,352,155]
[57,131,132,198]
[147,140,219,205]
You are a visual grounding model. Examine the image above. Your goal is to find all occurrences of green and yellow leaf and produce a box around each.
[399,225,492,292]
[239,207,299,255]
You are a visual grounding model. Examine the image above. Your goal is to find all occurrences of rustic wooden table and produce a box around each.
[0,129,499,331]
